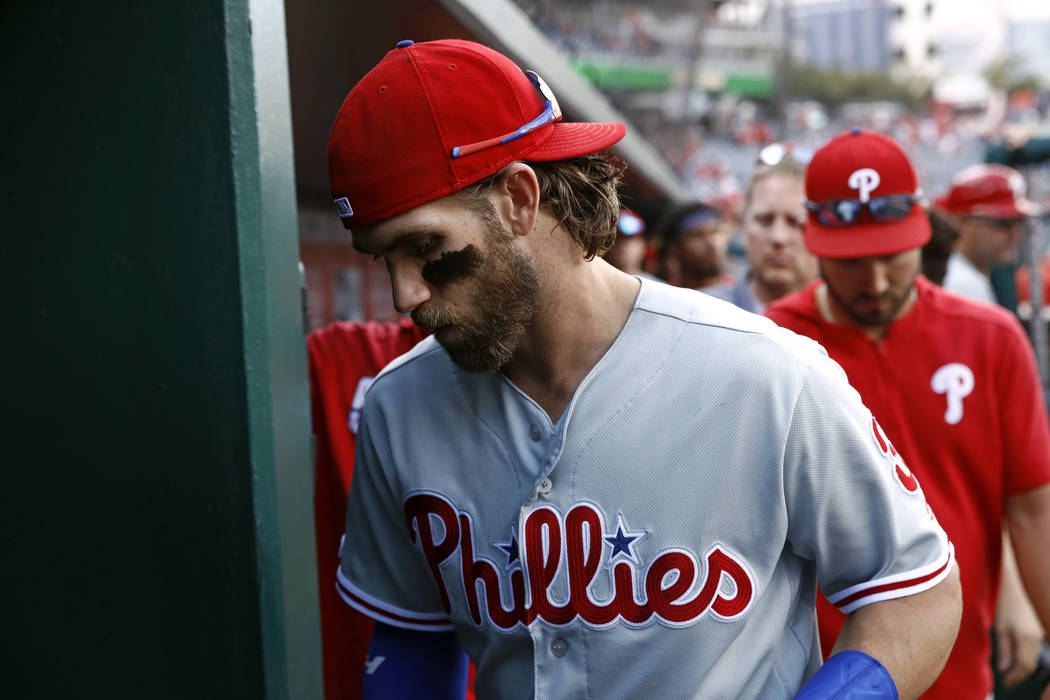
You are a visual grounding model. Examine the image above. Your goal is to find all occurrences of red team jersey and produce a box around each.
[308,319,429,700]
[766,275,1050,699]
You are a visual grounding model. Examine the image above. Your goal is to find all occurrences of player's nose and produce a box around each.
[390,266,431,314]
[865,262,890,294]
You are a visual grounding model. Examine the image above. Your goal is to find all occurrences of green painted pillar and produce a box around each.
[4,0,322,697]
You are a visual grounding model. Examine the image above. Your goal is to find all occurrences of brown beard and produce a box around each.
[412,213,540,373]
[824,274,916,328]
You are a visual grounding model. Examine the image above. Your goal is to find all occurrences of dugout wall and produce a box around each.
[4,0,322,697]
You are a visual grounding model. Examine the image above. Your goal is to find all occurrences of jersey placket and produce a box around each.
[828,301,922,427]
[497,372,592,697]
[517,403,585,700]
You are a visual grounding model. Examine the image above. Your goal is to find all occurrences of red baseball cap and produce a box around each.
[803,130,930,258]
[934,164,1038,219]
[328,39,627,228]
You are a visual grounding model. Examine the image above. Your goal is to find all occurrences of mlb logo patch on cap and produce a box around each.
[334,196,354,218]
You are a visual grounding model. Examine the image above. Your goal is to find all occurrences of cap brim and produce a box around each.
[527,122,626,161]
[805,206,932,259]
[968,200,1040,218]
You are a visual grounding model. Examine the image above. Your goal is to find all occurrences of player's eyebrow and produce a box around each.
[352,227,442,257]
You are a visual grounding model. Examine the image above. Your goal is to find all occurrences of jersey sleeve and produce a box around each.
[996,320,1050,496]
[783,351,955,614]
[337,405,457,631]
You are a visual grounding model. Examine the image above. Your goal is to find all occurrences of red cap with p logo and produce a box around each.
[803,130,931,259]
[327,39,626,229]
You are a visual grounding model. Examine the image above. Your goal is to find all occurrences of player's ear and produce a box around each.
[494,162,540,239]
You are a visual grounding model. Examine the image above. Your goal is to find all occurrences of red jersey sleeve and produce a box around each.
[308,319,429,700]
[996,319,1050,496]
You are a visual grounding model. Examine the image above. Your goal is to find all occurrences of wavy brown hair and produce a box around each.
[458,154,625,260]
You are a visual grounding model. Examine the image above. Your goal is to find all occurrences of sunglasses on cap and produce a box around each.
[805,193,922,227]
[757,142,814,166]
[451,70,562,159]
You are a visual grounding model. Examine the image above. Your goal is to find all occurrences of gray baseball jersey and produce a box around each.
[338,278,953,699]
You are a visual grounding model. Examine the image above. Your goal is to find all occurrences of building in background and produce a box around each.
[790,0,890,75]
[1006,16,1050,104]
[888,0,937,82]
[930,0,1005,107]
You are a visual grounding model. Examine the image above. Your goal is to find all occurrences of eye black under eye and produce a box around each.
[422,244,482,287]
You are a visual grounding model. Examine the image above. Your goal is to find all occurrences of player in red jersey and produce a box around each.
[765,130,1050,700]
[308,319,431,700]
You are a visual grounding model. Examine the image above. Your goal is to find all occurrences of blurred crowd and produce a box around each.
[605,135,1050,363]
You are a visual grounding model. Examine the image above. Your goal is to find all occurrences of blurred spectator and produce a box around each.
[923,208,959,286]
[602,208,660,281]
[706,146,817,312]
[658,201,733,290]
[936,165,1037,305]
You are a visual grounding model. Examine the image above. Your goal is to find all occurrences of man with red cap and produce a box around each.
[328,40,961,699]
[766,130,1050,700]
[936,164,1038,305]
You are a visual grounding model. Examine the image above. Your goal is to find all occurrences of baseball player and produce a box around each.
[764,130,1050,700]
[328,39,961,698]
[936,164,1036,306]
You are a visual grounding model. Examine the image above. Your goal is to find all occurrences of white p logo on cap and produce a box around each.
[848,168,881,203]
[334,196,354,217]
